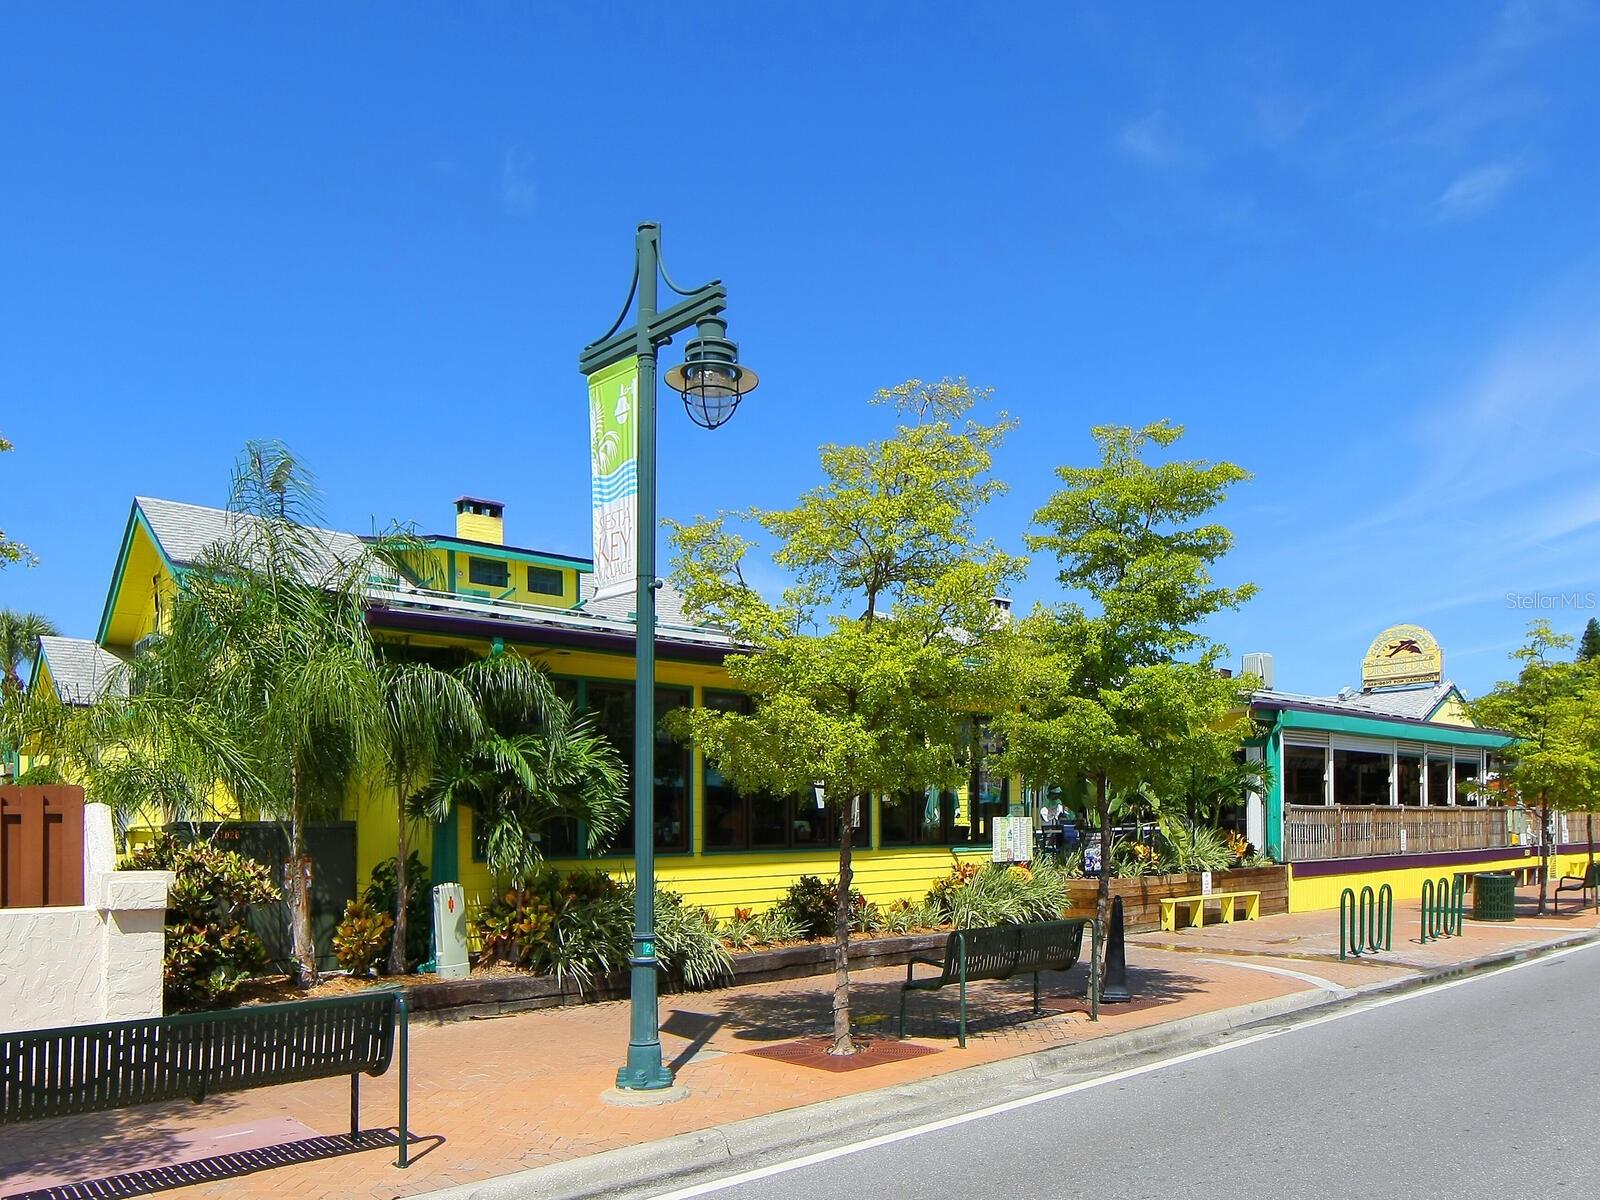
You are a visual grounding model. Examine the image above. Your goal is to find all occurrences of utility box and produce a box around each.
[432,882,470,980]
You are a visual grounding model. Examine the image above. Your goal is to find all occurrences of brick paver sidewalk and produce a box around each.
[2,886,1591,1200]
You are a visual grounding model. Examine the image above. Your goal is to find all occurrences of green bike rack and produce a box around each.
[1420,875,1465,942]
[1340,883,1394,960]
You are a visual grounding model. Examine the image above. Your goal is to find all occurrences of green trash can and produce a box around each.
[1473,872,1517,922]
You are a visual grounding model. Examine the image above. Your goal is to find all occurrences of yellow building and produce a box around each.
[34,493,999,941]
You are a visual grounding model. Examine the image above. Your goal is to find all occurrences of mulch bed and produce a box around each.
[743,1035,941,1072]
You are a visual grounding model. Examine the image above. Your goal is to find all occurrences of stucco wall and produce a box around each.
[0,803,171,1034]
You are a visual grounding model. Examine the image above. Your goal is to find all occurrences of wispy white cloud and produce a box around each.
[500,143,536,216]
[1432,160,1523,220]
[1117,109,1189,168]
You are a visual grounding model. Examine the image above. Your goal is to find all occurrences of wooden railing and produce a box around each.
[1285,805,1522,863]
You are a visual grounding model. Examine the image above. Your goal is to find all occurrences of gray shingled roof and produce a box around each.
[576,573,697,628]
[1252,681,1459,723]
[135,495,726,646]
[37,636,128,705]
[137,496,375,585]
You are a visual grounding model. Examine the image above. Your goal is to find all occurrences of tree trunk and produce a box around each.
[1095,773,1111,989]
[387,796,409,975]
[286,789,320,987]
[1537,792,1550,916]
[828,801,856,1056]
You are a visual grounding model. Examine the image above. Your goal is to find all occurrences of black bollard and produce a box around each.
[1099,895,1132,1003]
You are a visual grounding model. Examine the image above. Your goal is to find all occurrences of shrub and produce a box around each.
[925,861,1071,929]
[777,874,871,939]
[1157,823,1237,873]
[362,852,431,970]
[881,897,944,935]
[333,900,394,976]
[720,910,766,951]
[125,834,280,1009]
[752,906,804,944]
[652,888,733,988]
[473,868,728,992]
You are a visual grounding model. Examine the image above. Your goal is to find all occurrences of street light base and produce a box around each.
[602,1084,688,1107]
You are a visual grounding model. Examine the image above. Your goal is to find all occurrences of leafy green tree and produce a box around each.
[1473,621,1600,912]
[414,654,628,885]
[994,421,1255,972]
[0,610,57,694]
[0,435,37,570]
[666,379,1021,1054]
[1578,617,1600,663]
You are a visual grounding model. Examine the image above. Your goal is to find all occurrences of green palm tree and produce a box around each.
[415,656,628,885]
[0,610,57,693]
[375,661,481,973]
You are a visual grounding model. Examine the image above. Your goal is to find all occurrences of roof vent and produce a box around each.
[1242,652,1274,690]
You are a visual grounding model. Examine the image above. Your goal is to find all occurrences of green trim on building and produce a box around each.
[431,809,460,887]
[423,536,592,573]
[1275,708,1511,750]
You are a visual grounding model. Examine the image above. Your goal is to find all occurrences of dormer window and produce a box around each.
[467,557,509,588]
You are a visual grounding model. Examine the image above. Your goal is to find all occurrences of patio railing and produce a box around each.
[1285,805,1519,862]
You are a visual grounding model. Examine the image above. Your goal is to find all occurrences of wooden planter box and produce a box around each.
[1062,866,1288,933]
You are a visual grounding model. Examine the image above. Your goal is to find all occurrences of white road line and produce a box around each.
[1194,958,1347,992]
[645,938,1600,1200]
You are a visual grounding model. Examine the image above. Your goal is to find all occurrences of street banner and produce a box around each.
[587,356,639,603]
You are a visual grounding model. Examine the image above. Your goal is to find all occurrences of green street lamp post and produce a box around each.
[579,223,758,1091]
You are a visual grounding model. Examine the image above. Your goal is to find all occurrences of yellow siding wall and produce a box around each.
[102,523,177,648]
[1430,695,1476,727]
[409,547,582,609]
[455,512,505,545]
[1287,850,1572,911]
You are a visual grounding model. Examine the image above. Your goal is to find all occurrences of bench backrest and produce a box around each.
[943,925,1022,983]
[1,991,398,1124]
[1015,919,1087,973]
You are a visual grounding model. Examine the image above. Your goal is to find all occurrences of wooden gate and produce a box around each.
[0,786,86,908]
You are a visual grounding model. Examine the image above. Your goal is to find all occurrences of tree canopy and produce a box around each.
[666,378,1021,1053]
[994,420,1256,966]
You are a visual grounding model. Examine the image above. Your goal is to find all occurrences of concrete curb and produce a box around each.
[411,927,1600,1200]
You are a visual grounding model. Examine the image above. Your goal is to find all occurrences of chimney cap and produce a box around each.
[455,495,505,514]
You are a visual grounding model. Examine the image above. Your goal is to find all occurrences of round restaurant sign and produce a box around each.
[1361,624,1444,689]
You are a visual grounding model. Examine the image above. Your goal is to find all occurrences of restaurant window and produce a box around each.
[586,682,692,855]
[700,690,868,850]
[1397,753,1424,806]
[880,789,969,846]
[1284,744,1328,806]
[467,556,510,589]
[1455,757,1483,806]
[1334,747,1391,805]
[528,566,564,596]
[1426,755,1453,807]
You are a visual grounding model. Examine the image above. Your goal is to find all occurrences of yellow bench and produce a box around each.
[1160,890,1261,932]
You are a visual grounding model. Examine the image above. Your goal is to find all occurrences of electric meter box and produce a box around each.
[432,882,470,981]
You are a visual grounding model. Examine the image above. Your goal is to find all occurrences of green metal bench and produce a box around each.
[1555,862,1600,912]
[898,919,1098,1048]
[0,991,410,1168]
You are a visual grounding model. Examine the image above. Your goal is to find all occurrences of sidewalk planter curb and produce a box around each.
[404,932,951,1023]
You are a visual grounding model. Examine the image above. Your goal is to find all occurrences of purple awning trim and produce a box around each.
[1289,845,1542,876]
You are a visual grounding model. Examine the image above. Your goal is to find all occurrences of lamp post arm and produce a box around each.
[578,284,729,376]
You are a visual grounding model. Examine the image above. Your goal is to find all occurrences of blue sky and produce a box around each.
[4,2,1600,697]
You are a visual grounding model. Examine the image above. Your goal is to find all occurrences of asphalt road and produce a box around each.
[652,943,1600,1200]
